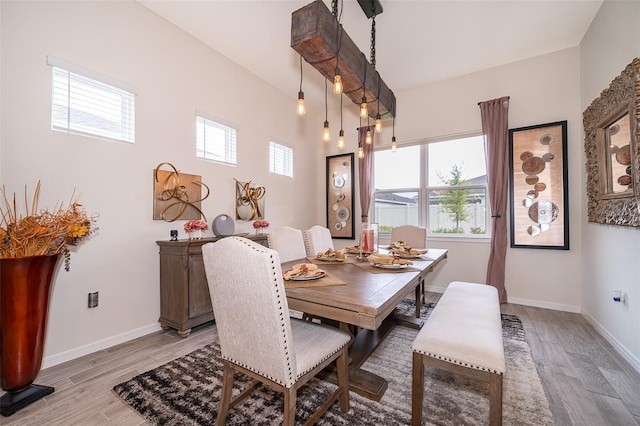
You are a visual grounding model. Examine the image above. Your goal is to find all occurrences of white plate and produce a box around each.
[369,262,409,269]
[345,248,374,255]
[389,250,428,258]
[315,256,345,262]
[391,252,423,259]
[289,271,327,281]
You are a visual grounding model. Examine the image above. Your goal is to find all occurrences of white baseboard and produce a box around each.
[582,311,640,375]
[507,296,581,313]
[425,285,581,313]
[42,323,162,369]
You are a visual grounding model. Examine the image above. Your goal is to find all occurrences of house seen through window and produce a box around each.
[374,135,489,237]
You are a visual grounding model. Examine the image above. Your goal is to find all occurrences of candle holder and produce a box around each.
[358,222,378,260]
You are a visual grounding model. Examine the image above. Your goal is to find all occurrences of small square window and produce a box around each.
[269,142,293,177]
[196,116,237,165]
[51,67,135,143]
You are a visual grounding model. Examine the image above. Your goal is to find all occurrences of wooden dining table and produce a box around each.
[282,248,448,401]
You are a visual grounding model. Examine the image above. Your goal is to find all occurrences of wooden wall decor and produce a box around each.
[153,163,209,222]
[583,58,640,226]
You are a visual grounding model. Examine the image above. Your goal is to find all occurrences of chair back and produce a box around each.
[202,237,298,387]
[266,226,307,262]
[390,225,427,248]
[303,225,334,257]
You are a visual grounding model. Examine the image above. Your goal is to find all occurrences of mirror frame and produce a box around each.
[583,58,640,226]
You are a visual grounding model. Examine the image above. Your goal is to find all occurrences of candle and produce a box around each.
[362,229,374,253]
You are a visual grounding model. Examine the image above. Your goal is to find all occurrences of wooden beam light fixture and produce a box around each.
[291,0,396,121]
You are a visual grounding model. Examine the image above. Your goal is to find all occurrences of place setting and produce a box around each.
[307,248,356,264]
[282,262,346,288]
[354,253,421,274]
[383,241,434,260]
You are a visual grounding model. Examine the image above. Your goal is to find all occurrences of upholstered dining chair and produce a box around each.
[303,225,334,257]
[390,225,427,248]
[202,237,351,426]
[391,225,428,309]
[267,225,307,262]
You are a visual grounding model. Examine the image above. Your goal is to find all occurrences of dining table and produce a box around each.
[282,247,448,401]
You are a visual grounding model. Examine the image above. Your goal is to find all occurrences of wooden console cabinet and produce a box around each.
[156,234,268,337]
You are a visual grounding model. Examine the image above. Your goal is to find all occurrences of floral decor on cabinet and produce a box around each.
[252,219,269,234]
[184,220,208,239]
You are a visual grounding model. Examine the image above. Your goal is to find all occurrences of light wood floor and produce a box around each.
[3,292,640,425]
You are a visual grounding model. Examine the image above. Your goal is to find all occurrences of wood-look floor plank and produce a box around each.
[591,393,639,426]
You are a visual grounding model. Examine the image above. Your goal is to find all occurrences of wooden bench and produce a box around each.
[411,281,505,426]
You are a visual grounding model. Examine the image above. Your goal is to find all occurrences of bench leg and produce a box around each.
[412,351,424,426]
[489,372,503,426]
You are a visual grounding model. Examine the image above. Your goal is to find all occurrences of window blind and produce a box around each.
[196,116,237,165]
[51,67,135,143]
[269,141,293,177]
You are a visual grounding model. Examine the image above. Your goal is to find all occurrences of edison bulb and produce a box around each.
[358,145,364,159]
[297,92,306,116]
[375,115,382,133]
[360,99,368,118]
[391,136,397,152]
[323,121,331,142]
[365,129,372,144]
[333,74,343,95]
[337,130,345,150]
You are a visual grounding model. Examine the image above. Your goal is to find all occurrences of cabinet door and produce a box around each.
[188,254,214,318]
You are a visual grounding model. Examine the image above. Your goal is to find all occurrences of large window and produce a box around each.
[269,141,293,177]
[51,66,135,143]
[374,135,489,237]
[196,115,237,165]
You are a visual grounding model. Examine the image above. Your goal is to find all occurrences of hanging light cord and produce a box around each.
[325,79,328,120]
[299,55,303,92]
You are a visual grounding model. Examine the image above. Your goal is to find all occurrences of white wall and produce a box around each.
[0,1,323,366]
[579,0,640,371]
[383,47,584,312]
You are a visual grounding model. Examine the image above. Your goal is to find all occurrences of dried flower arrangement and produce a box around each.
[0,181,97,270]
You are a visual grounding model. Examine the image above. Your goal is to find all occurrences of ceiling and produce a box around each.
[138,0,603,105]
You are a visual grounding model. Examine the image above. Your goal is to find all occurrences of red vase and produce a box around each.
[0,254,60,416]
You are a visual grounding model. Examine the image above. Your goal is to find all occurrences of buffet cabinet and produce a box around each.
[156,234,269,337]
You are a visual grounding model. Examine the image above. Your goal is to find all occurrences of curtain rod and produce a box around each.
[477,96,510,106]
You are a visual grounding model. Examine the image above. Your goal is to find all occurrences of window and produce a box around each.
[269,141,293,177]
[196,116,237,165]
[51,66,135,143]
[374,135,489,237]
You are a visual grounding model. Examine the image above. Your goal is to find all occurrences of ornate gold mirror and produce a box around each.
[583,58,640,226]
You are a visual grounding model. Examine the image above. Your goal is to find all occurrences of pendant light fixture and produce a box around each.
[359,54,368,118]
[337,93,345,150]
[358,141,364,159]
[391,97,397,152]
[296,55,306,116]
[322,79,331,142]
[375,73,382,133]
[333,3,343,95]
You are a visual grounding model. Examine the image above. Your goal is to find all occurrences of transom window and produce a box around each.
[196,115,237,165]
[269,141,293,177]
[374,135,489,237]
[51,66,135,143]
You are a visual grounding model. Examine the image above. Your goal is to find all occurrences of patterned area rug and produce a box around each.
[113,300,553,425]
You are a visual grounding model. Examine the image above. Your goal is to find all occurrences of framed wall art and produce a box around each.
[583,58,640,227]
[508,121,569,249]
[326,153,355,239]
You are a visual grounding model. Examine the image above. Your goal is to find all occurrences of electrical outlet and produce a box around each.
[88,292,99,308]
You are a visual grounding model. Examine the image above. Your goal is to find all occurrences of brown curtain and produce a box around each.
[358,126,374,222]
[479,96,510,303]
